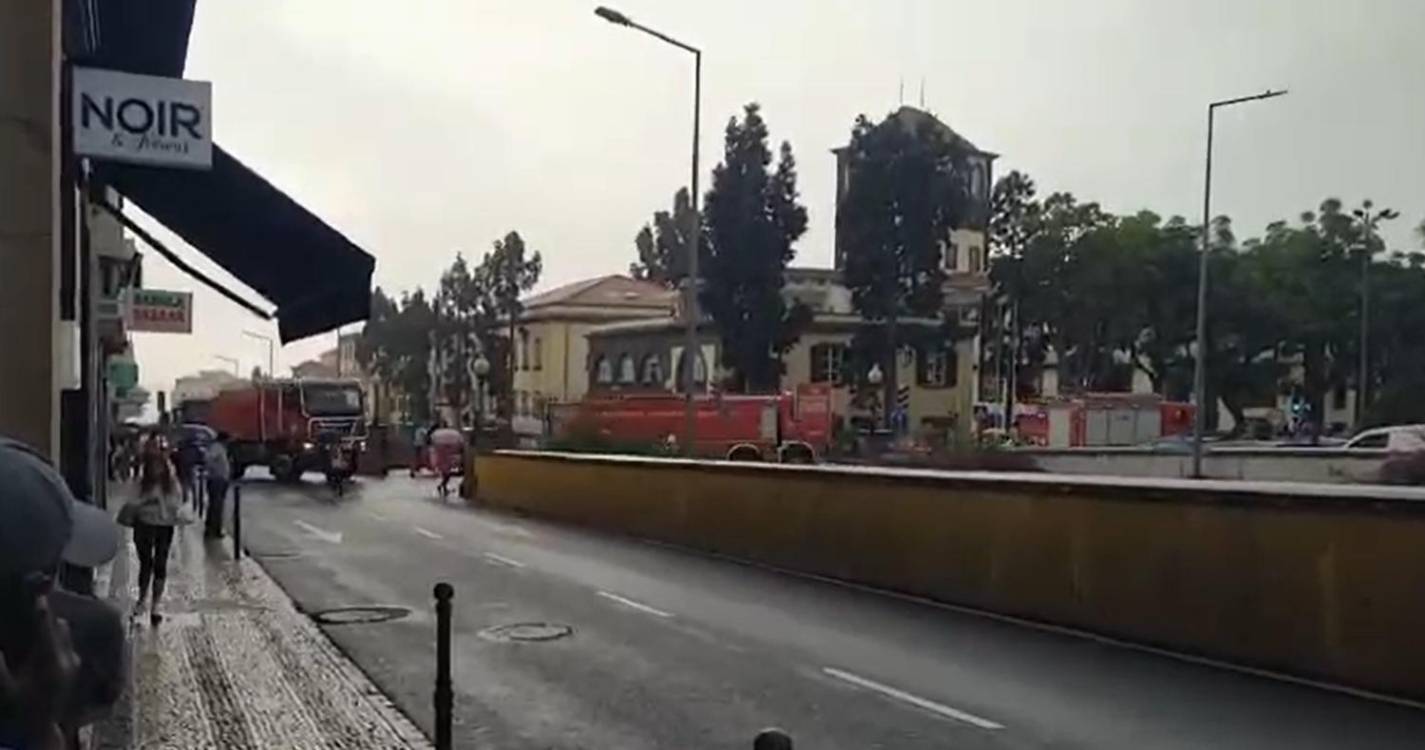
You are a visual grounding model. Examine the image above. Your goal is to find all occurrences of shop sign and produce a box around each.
[127,289,192,334]
[73,67,212,169]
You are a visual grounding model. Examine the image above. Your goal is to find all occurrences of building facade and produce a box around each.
[508,275,677,439]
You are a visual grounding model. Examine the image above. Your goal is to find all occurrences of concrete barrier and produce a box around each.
[476,450,1425,700]
[1022,446,1386,484]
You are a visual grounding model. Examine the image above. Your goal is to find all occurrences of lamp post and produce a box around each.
[242,329,276,378]
[472,354,490,451]
[1190,89,1286,478]
[1351,201,1398,430]
[867,363,884,429]
[595,5,701,457]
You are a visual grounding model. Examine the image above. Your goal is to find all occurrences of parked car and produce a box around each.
[1343,424,1425,452]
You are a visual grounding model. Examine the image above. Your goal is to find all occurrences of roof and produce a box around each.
[833,106,997,158]
[522,275,676,311]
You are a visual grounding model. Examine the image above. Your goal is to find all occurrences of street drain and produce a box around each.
[309,606,411,625]
[479,622,572,643]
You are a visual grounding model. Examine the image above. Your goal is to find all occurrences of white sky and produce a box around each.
[131,0,1425,399]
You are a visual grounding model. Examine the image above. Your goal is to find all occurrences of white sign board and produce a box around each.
[127,289,193,334]
[72,67,212,169]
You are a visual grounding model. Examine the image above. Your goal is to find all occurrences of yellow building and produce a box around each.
[509,275,675,439]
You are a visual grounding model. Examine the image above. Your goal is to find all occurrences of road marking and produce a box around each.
[364,510,389,522]
[821,667,1003,730]
[637,538,1425,713]
[294,519,343,544]
[413,526,443,540]
[596,591,673,619]
[482,553,526,569]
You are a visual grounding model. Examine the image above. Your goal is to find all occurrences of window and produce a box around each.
[917,347,957,388]
[617,354,636,384]
[809,343,846,385]
[675,350,708,389]
[641,354,663,385]
[533,337,543,370]
[594,356,613,384]
[518,330,530,371]
[1332,384,1347,410]
[968,245,983,274]
[1349,432,1388,449]
[945,241,959,272]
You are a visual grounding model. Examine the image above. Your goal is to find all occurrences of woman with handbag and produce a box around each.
[119,452,191,626]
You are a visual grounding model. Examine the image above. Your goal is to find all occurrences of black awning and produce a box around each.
[97,148,375,343]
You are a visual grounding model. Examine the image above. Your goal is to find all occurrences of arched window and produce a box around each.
[641,354,663,385]
[594,356,613,384]
[532,337,543,370]
[617,354,636,384]
[675,349,708,390]
[518,329,530,370]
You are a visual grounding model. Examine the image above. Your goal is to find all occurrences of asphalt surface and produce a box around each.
[237,473,1425,749]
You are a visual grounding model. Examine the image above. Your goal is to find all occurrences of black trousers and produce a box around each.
[205,477,229,536]
[132,522,175,593]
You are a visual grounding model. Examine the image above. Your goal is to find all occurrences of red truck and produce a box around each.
[205,377,366,482]
[555,384,833,461]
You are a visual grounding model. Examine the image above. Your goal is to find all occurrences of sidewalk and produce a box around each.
[91,485,432,749]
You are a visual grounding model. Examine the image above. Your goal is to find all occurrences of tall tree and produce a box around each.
[479,231,542,418]
[838,111,973,421]
[630,188,700,287]
[700,103,810,392]
[987,171,1040,407]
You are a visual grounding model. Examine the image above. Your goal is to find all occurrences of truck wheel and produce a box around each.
[726,444,763,462]
[270,456,296,483]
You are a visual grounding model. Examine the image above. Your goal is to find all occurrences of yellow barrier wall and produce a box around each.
[475,451,1425,699]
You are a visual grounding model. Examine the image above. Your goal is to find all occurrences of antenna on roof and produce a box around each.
[898,77,904,106]
[919,78,926,108]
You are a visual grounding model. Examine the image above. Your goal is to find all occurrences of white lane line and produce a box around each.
[364,510,389,522]
[822,667,1004,730]
[482,553,526,569]
[294,519,343,544]
[596,591,673,619]
[413,526,443,540]
[637,538,1425,713]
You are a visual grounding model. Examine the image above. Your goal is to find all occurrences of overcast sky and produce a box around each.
[130,0,1425,400]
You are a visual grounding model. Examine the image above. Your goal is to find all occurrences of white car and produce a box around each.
[1343,424,1425,452]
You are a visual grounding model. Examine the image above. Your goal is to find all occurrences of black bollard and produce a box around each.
[434,582,454,750]
[753,728,793,750]
[231,484,242,560]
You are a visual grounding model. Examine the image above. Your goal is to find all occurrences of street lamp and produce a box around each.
[472,354,491,451]
[1191,89,1287,478]
[1351,201,1398,430]
[242,329,276,378]
[595,5,702,457]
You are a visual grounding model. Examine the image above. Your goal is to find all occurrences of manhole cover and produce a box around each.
[479,622,572,643]
[309,606,411,625]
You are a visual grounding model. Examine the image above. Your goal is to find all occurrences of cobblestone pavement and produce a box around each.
[92,486,432,750]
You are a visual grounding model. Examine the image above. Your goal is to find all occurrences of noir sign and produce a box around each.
[73,67,212,169]
[127,289,193,334]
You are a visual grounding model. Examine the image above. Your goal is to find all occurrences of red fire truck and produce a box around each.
[205,378,366,482]
[555,384,833,462]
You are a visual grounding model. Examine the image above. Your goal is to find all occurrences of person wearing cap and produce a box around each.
[0,437,124,748]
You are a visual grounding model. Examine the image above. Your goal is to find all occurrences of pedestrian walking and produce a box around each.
[428,421,463,499]
[203,432,232,540]
[120,453,191,626]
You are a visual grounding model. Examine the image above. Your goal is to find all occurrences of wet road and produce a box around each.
[238,474,1425,749]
